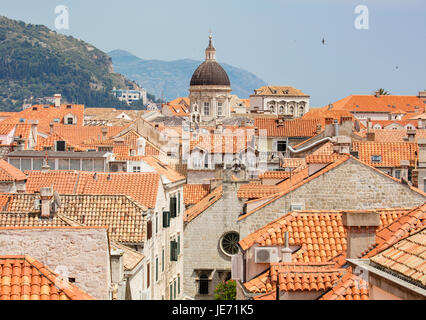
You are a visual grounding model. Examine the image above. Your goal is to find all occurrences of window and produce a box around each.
[94,159,104,172]
[220,232,240,256]
[395,170,401,179]
[155,213,158,234]
[155,257,159,282]
[147,220,152,240]
[162,249,165,272]
[170,197,177,218]
[199,273,209,295]
[170,240,178,262]
[82,159,93,171]
[70,159,80,170]
[67,117,74,125]
[178,275,181,295]
[133,166,141,173]
[204,102,210,115]
[279,106,284,114]
[163,211,171,228]
[170,284,173,300]
[55,141,66,152]
[277,141,287,152]
[58,158,69,170]
[173,280,177,299]
[33,159,43,170]
[147,263,150,288]
[217,103,223,116]
[371,155,382,163]
[21,159,31,171]
[10,159,20,170]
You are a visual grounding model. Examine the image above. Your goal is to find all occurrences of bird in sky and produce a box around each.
[322,38,326,45]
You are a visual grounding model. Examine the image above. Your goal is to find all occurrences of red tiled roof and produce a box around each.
[244,262,345,295]
[239,208,413,264]
[320,268,369,300]
[258,171,291,180]
[0,255,94,300]
[237,183,282,199]
[370,226,426,286]
[254,118,322,137]
[358,129,426,143]
[184,186,222,223]
[190,134,254,154]
[141,156,185,183]
[325,95,426,114]
[0,160,26,181]
[183,184,211,206]
[25,171,160,209]
[352,141,418,167]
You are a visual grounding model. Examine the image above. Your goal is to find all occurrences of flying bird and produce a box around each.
[322,38,326,45]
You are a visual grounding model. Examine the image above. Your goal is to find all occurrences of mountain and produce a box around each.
[109,49,267,101]
[0,16,141,111]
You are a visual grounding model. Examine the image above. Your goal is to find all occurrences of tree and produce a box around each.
[374,88,391,95]
[214,280,236,300]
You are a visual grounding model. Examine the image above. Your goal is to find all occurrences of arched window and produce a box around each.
[299,106,304,115]
[290,106,294,114]
[270,105,275,113]
[279,106,284,114]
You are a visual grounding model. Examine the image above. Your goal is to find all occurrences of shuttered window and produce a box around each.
[170,240,178,262]
[147,220,152,240]
[163,211,170,228]
[170,197,177,218]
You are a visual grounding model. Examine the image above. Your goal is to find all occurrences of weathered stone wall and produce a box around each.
[0,227,111,300]
[183,181,245,300]
[239,158,426,238]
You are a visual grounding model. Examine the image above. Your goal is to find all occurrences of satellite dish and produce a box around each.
[53,191,61,208]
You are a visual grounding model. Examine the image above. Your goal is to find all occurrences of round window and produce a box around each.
[220,232,240,256]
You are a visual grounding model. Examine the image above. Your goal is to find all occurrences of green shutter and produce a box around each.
[177,193,181,214]
[170,284,173,300]
[170,197,177,218]
[155,257,158,281]
[163,211,170,228]
[177,235,180,256]
[170,241,178,261]
[173,280,177,299]
[162,249,165,272]
[178,275,180,294]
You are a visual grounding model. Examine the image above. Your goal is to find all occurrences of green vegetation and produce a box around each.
[214,280,236,300]
[0,16,145,111]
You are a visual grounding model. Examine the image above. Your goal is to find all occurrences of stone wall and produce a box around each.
[0,227,111,300]
[183,181,246,300]
[239,158,426,238]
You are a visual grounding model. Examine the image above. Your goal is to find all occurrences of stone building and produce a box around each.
[182,163,249,300]
[249,86,310,118]
[0,226,111,300]
[189,35,232,123]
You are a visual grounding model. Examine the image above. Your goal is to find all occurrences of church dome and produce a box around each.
[190,35,231,87]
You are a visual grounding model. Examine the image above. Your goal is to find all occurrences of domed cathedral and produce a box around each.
[189,34,232,124]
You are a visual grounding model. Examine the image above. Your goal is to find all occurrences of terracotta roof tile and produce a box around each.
[254,118,322,137]
[239,208,414,263]
[237,184,282,199]
[0,160,26,181]
[184,186,222,223]
[258,171,291,180]
[141,156,185,183]
[25,171,160,209]
[244,263,345,295]
[370,227,426,286]
[183,184,211,206]
[352,141,417,167]
[0,193,147,244]
[0,255,93,300]
[320,268,369,300]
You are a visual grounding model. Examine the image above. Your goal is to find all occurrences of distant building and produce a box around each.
[189,35,232,123]
[113,88,147,105]
[249,86,310,118]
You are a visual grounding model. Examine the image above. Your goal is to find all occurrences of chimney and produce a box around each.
[54,94,61,108]
[316,124,322,134]
[375,91,380,98]
[367,118,372,132]
[407,129,416,142]
[333,120,339,136]
[50,122,54,134]
[328,104,334,110]
[40,187,53,218]
[324,118,334,137]
[341,210,381,259]
[366,132,375,142]
[41,159,50,173]
[137,137,146,156]
[332,136,351,154]
[400,160,410,181]
[418,119,423,130]
[418,90,426,99]
[281,232,292,263]
[101,128,108,141]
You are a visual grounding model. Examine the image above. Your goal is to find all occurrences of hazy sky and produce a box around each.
[1,0,425,106]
